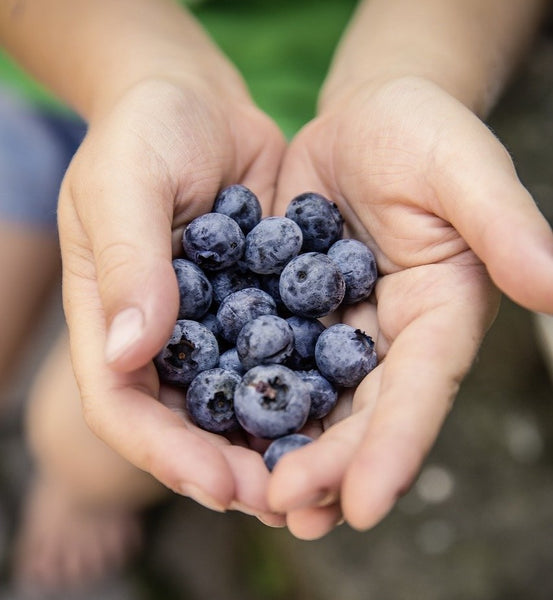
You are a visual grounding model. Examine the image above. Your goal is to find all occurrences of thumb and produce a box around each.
[436,123,553,315]
[59,159,181,373]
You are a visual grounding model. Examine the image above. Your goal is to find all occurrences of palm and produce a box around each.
[59,80,287,521]
[269,78,504,538]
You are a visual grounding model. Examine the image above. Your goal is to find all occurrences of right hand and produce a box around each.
[58,76,287,522]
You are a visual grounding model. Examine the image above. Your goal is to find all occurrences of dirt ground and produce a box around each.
[1,29,553,600]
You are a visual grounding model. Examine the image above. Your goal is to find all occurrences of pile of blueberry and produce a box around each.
[154,185,378,470]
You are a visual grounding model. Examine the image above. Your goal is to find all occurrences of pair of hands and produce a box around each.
[58,73,553,539]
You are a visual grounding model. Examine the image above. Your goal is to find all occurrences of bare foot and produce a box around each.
[12,476,143,592]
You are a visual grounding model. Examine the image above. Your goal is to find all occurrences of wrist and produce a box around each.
[317,0,546,119]
[86,50,251,124]
[318,65,496,120]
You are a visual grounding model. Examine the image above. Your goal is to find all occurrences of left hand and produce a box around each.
[266,76,553,539]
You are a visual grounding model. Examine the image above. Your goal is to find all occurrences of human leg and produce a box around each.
[14,330,167,590]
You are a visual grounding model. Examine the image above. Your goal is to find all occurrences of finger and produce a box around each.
[61,258,236,510]
[434,116,553,314]
[267,370,380,514]
[286,503,343,540]
[341,280,494,530]
[267,301,380,513]
[161,385,279,518]
[86,381,237,512]
[59,142,182,374]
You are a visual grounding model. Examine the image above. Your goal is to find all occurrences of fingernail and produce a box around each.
[257,514,286,527]
[105,307,144,363]
[229,501,258,516]
[179,483,226,513]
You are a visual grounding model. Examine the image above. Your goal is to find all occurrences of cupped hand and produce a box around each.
[58,76,287,522]
[268,76,553,538]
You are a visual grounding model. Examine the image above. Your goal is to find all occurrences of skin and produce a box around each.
[1,0,552,540]
[269,0,553,538]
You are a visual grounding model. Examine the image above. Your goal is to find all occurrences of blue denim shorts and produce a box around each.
[0,87,86,230]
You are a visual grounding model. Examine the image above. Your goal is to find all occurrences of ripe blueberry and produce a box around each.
[185,368,242,433]
[285,192,343,252]
[216,287,277,344]
[209,264,261,306]
[327,238,377,303]
[296,369,338,420]
[315,323,377,387]
[155,320,219,387]
[172,258,213,320]
[285,315,325,370]
[236,314,294,370]
[234,364,311,439]
[279,252,345,318]
[218,347,245,375]
[213,184,262,233]
[263,434,313,472]
[244,216,303,275]
[182,212,245,271]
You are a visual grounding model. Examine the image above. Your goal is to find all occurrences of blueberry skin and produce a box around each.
[182,212,245,271]
[315,324,377,387]
[263,434,313,472]
[172,258,213,320]
[236,315,294,370]
[185,368,242,433]
[285,316,325,370]
[296,369,338,420]
[216,287,277,344]
[234,365,311,439]
[327,239,378,304]
[285,192,344,252]
[218,347,245,375]
[243,216,303,275]
[154,320,220,387]
[279,252,345,318]
[199,311,221,339]
[213,184,262,233]
[259,274,291,316]
[209,264,261,306]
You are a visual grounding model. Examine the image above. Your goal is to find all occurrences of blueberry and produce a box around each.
[185,368,242,433]
[216,287,277,344]
[199,311,221,339]
[327,239,378,303]
[263,434,313,472]
[218,347,245,375]
[233,364,311,439]
[279,252,345,318]
[259,274,291,316]
[209,264,261,306]
[182,212,245,271]
[172,258,213,320]
[315,324,377,387]
[285,192,343,252]
[243,216,303,275]
[236,315,294,370]
[285,316,325,370]
[296,369,338,420]
[155,320,219,387]
[213,184,262,233]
